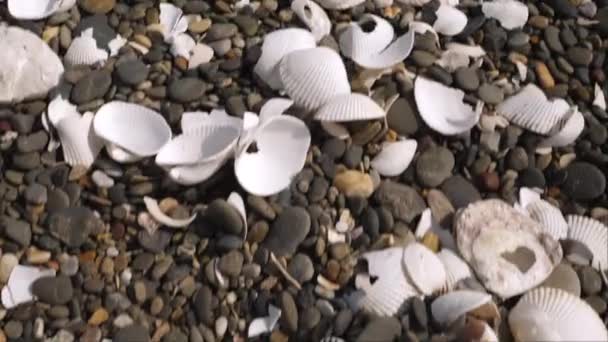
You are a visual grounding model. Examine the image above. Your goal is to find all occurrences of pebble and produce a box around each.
[218,250,244,277]
[440,175,482,209]
[264,206,310,257]
[579,266,603,295]
[206,23,238,41]
[4,321,22,339]
[477,84,504,104]
[567,46,593,66]
[416,146,455,187]
[386,98,418,135]
[544,26,564,53]
[215,316,228,338]
[411,50,437,67]
[168,78,206,103]
[586,296,607,314]
[562,162,606,200]
[334,309,353,336]
[116,60,149,86]
[16,131,48,153]
[288,253,315,283]
[2,217,31,247]
[194,286,215,325]
[280,291,298,333]
[541,263,581,296]
[356,317,402,342]
[114,325,150,342]
[71,70,112,105]
[205,199,244,235]
[549,0,578,18]
[374,181,426,223]
[333,170,374,198]
[88,308,109,326]
[454,67,480,91]
[31,275,73,305]
[0,254,18,283]
[535,62,555,89]
[506,147,529,171]
[80,0,116,13]
[48,207,103,248]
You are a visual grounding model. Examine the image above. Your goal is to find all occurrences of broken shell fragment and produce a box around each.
[235,115,311,196]
[496,84,571,135]
[537,108,584,150]
[254,28,316,90]
[167,158,228,186]
[566,215,608,273]
[437,249,473,291]
[524,199,569,240]
[509,287,608,341]
[188,43,214,69]
[455,199,563,298]
[403,242,447,295]
[291,0,331,42]
[94,101,172,158]
[227,192,248,240]
[169,33,196,59]
[371,139,417,177]
[64,28,109,66]
[433,5,467,36]
[593,83,606,110]
[279,47,351,111]
[1,265,56,309]
[143,197,197,228]
[431,290,492,327]
[314,93,386,122]
[481,0,529,30]
[414,77,480,135]
[159,3,188,42]
[54,112,104,168]
[248,305,282,338]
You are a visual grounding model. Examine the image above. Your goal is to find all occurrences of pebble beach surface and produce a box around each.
[0,0,607,341]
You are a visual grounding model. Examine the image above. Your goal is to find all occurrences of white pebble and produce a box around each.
[91,170,115,188]
[215,316,228,338]
[107,246,119,257]
[113,313,134,328]
[226,292,237,305]
[0,253,19,284]
[120,268,132,286]
[34,317,44,339]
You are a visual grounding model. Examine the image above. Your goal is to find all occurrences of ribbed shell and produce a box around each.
[567,215,608,272]
[314,93,386,122]
[525,199,569,240]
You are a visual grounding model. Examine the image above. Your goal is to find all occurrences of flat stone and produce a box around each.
[1,217,31,247]
[540,263,581,296]
[116,60,149,86]
[440,175,481,209]
[356,317,402,342]
[138,230,172,253]
[415,146,455,187]
[567,46,593,66]
[205,23,238,41]
[544,26,564,53]
[80,0,116,14]
[24,183,47,204]
[48,207,102,248]
[263,206,310,257]
[410,50,437,67]
[193,286,215,325]
[343,145,364,169]
[31,275,73,305]
[168,78,206,103]
[280,291,298,333]
[71,70,112,104]
[114,325,150,342]
[16,131,49,153]
[218,250,243,277]
[233,15,259,36]
[205,199,243,235]
[374,181,425,223]
[477,84,504,104]
[454,67,480,91]
[386,97,418,135]
[579,266,602,295]
[562,162,606,200]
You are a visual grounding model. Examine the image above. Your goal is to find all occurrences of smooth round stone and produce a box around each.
[218,250,243,277]
[544,26,564,53]
[31,275,73,305]
[579,266,603,295]
[0,254,18,283]
[287,253,314,283]
[280,291,298,333]
[540,263,581,296]
[16,131,49,153]
[233,15,259,36]
[410,50,437,67]
[4,321,23,339]
[343,145,363,169]
[518,168,546,189]
[300,307,321,330]
[440,176,481,209]
[411,297,428,328]
[562,162,606,200]
[308,177,329,202]
[205,23,238,41]
[416,146,455,187]
[356,317,402,342]
[116,60,149,86]
[71,70,112,105]
[48,207,104,248]
[24,183,47,204]
[168,78,206,103]
[454,67,480,91]
[477,84,504,105]
[80,0,116,14]
[374,181,425,223]
[386,98,419,135]
[263,206,310,257]
[562,239,594,266]
[321,139,346,160]
[567,46,593,66]
[506,147,528,171]
[2,217,31,247]
[205,199,243,235]
[114,325,150,342]
[585,296,607,314]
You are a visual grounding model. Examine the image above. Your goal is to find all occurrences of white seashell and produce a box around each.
[155,124,241,166]
[339,14,415,69]
[1,265,56,309]
[455,200,563,298]
[320,121,350,139]
[168,158,228,185]
[160,3,188,42]
[515,60,527,80]
[496,84,571,135]
[108,34,127,57]
[517,186,542,210]
[279,47,351,111]
[0,26,64,104]
[437,249,473,291]
[169,33,196,59]
[106,143,143,163]
[567,215,608,272]
[431,290,492,326]
[143,197,197,228]
[291,0,332,43]
[248,305,282,338]
[55,112,104,168]
[482,0,529,30]
[46,96,80,128]
[371,140,417,177]
[538,108,584,149]
[414,77,480,135]
[56,0,76,13]
[314,93,386,122]
[259,98,294,123]
[227,192,248,240]
[433,5,467,36]
[593,83,606,110]
[235,115,311,196]
[509,287,608,342]
[254,28,316,90]
[403,243,447,295]
[7,0,61,20]
[479,322,499,342]
[181,111,210,134]
[189,43,214,69]
[64,29,109,66]
[414,209,457,250]
[94,101,172,157]
[525,199,569,240]
[315,0,364,9]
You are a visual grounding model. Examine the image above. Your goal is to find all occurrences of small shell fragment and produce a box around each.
[437,249,473,291]
[248,305,282,338]
[593,83,606,110]
[371,140,417,177]
[403,242,447,295]
[54,112,104,168]
[315,0,364,9]
[431,290,492,327]
[291,0,331,42]
[159,3,189,42]
[433,5,467,36]
[1,265,56,309]
[481,0,529,30]
[143,197,197,228]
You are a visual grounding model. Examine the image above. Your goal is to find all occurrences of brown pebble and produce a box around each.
[479,172,500,192]
[528,15,549,29]
[535,62,555,89]
[333,170,374,198]
[88,308,109,326]
[325,259,340,282]
[174,57,189,71]
[270,330,289,342]
[422,232,439,252]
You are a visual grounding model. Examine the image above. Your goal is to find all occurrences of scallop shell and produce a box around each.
[291,0,331,42]
[437,249,473,291]
[538,107,584,149]
[235,115,311,196]
[259,98,294,123]
[496,84,571,135]
[46,96,80,127]
[64,29,109,66]
[155,124,241,166]
[339,14,395,61]
[7,0,61,20]
[433,5,467,36]
[455,200,563,298]
[314,93,386,122]
[431,290,492,326]
[370,139,417,177]
[1,26,64,104]
[594,83,606,110]
[94,101,172,157]
[350,31,415,69]
[403,242,447,295]
[567,215,608,272]
[1,265,56,309]
[279,47,351,111]
[517,186,542,211]
[481,0,529,30]
[168,158,228,186]
[188,43,214,69]
[414,77,480,135]
[315,0,364,9]
[509,287,608,341]
[106,143,143,163]
[143,197,197,228]
[253,28,316,90]
[248,305,282,338]
[159,3,188,42]
[525,199,569,240]
[169,33,196,58]
[55,112,104,168]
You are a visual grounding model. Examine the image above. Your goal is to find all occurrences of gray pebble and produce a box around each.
[25,183,47,204]
[113,325,150,342]
[579,266,603,295]
[31,275,73,305]
[454,67,480,91]
[116,60,149,86]
[567,46,593,66]
[71,70,112,104]
[544,26,564,53]
[374,181,425,223]
[205,199,244,235]
[562,162,606,200]
[440,175,481,209]
[194,286,215,325]
[1,217,31,247]
[263,206,310,257]
[48,207,103,248]
[168,78,207,103]
[507,147,528,171]
[477,84,504,104]
[411,50,437,67]
[287,253,314,283]
[356,317,402,342]
[16,131,49,153]
[416,146,455,187]
[206,23,238,41]
[280,291,298,333]
[218,250,244,277]
[386,97,419,135]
